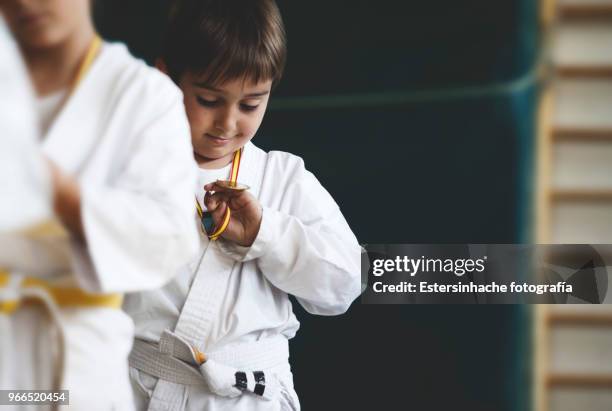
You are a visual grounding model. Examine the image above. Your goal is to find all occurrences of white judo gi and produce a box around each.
[0,37,199,410]
[0,18,51,231]
[125,142,362,411]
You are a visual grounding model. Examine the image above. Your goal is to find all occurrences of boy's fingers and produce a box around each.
[203,191,215,209]
[204,188,244,210]
[204,191,218,211]
[205,191,230,211]
[210,201,227,223]
[203,192,228,227]
[204,183,244,197]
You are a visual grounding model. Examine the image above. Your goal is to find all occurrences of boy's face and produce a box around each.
[1,0,91,49]
[180,72,272,167]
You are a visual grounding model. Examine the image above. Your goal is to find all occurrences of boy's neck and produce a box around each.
[195,151,235,170]
[23,24,96,97]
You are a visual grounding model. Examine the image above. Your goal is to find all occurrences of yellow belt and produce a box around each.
[0,271,123,314]
[3,220,121,314]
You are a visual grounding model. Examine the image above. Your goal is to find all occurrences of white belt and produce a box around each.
[129,330,289,402]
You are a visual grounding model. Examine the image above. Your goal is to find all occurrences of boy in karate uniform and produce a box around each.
[125,0,362,410]
[0,1,198,408]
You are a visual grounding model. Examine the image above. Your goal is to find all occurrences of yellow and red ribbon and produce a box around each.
[195,148,242,241]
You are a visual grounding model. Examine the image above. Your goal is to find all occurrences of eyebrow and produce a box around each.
[193,82,270,98]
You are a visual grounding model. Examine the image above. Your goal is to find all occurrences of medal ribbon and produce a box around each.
[195,148,242,240]
[72,35,101,93]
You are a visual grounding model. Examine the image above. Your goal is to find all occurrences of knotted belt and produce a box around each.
[0,270,123,314]
[129,330,289,401]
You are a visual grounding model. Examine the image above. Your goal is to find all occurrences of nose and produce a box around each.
[213,106,238,137]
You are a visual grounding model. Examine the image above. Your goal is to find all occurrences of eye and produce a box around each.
[196,96,219,107]
[240,103,259,112]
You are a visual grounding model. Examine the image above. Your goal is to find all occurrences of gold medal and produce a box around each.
[195,148,244,240]
[215,179,250,191]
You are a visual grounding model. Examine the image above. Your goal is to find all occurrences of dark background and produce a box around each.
[95,1,539,409]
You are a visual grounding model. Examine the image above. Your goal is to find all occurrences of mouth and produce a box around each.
[18,12,48,27]
[205,133,232,144]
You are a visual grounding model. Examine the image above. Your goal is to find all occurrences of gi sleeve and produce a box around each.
[70,88,199,294]
[219,158,362,315]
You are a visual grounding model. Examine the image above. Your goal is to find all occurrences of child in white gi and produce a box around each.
[125,1,362,410]
[0,1,198,409]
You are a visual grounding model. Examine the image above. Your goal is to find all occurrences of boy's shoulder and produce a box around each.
[247,142,308,176]
[98,41,183,107]
[247,143,339,212]
[88,42,191,155]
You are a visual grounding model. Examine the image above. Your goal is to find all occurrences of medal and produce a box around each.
[214,180,249,191]
[195,148,243,240]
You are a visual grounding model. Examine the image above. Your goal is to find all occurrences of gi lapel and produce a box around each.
[42,43,114,176]
[173,143,264,351]
[149,143,268,410]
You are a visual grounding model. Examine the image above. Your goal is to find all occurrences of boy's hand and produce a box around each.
[203,182,263,247]
[47,157,85,240]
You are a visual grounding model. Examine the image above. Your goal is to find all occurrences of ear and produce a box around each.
[155,58,168,74]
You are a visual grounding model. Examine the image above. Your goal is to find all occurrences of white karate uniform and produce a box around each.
[0,18,51,231]
[0,39,199,410]
[125,142,362,411]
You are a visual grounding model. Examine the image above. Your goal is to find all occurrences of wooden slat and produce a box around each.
[559,4,612,20]
[548,373,612,388]
[534,306,550,411]
[551,202,612,243]
[537,89,555,243]
[541,3,612,409]
[553,127,612,141]
[542,0,557,28]
[553,79,612,129]
[552,189,612,201]
[538,245,612,264]
[536,7,555,411]
[557,65,612,79]
[549,312,612,327]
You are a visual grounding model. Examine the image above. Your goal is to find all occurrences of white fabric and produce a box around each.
[125,142,362,410]
[196,164,232,206]
[0,23,53,410]
[0,40,199,410]
[0,18,51,232]
[130,331,287,398]
[37,89,66,135]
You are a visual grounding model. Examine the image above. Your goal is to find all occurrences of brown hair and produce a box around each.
[163,0,287,87]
